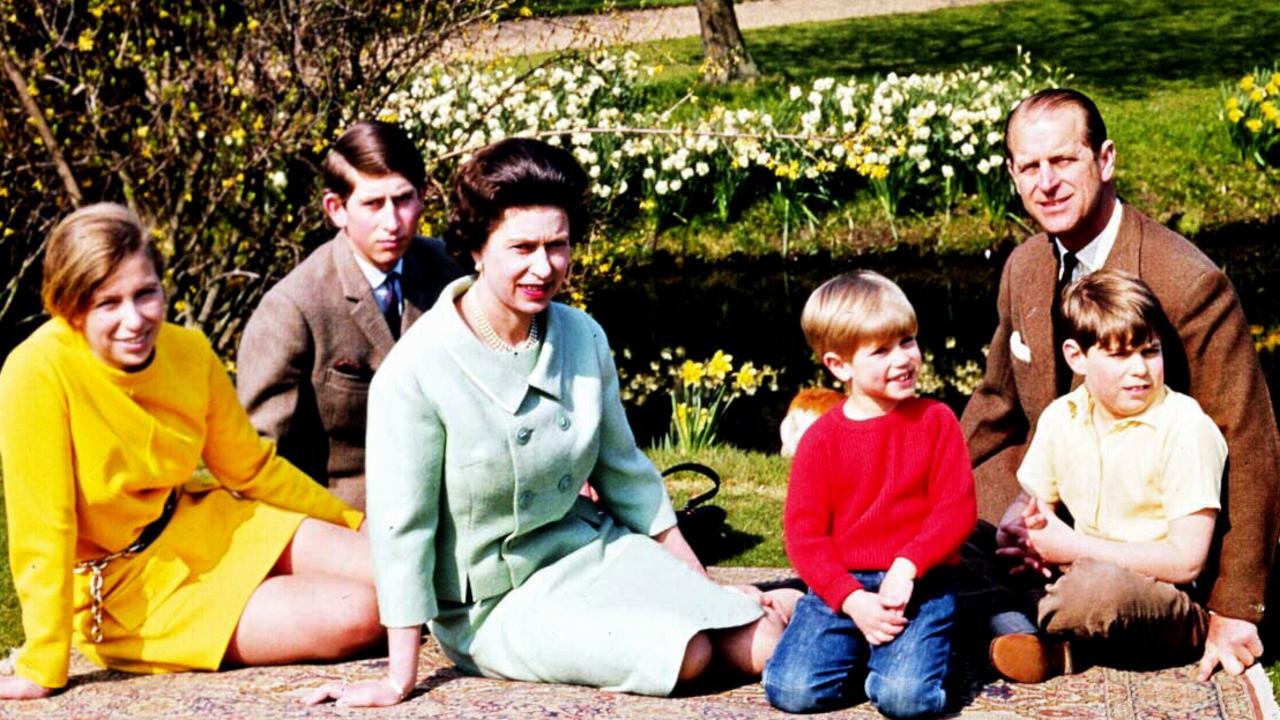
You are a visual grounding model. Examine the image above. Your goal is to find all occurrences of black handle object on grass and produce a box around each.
[662,462,727,561]
[662,462,721,511]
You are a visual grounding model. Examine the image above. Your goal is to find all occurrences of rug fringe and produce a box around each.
[1246,664,1280,720]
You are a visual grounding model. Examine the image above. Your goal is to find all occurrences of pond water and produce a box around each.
[588,234,1280,452]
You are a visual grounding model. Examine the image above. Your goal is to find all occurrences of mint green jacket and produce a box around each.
[366,277,677,627]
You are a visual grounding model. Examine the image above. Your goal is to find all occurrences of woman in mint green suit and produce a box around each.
[305,138,799,707]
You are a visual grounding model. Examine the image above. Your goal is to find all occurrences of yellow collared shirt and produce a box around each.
[1018,384,1226,543]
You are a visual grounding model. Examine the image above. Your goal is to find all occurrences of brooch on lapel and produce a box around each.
[332,358,375,380]
[1010,331,1032,363]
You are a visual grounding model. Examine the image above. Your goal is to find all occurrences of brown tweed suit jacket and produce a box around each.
[236,234,460,510]
[962,206,1280,623]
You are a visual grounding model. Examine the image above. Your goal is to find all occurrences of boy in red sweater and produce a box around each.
[763,271,977,718]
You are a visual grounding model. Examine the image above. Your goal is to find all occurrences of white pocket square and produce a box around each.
[1010,330,1032,363]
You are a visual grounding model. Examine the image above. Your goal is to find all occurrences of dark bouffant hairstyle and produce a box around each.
[1004,87,1109,157]
[322,121,427,200]
[443,138,590,264]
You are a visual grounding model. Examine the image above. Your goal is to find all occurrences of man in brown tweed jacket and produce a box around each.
[962,88,1279,680]
[236,122,459,510]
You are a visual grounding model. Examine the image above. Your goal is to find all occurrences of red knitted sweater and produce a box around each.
[784,397,977,611]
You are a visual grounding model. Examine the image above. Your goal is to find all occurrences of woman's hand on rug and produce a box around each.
[300,678,408,707]
[0,675,54,700]
[1197,613,1264,680]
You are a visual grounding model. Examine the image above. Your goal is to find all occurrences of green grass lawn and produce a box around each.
[576,0,1280,254]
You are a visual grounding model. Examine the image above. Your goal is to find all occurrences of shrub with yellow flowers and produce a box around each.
[1253,324,1280,354]
[619,347,780,452]
[1221,67,1280,168]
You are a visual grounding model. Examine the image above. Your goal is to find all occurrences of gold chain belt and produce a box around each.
[73,490,179,643]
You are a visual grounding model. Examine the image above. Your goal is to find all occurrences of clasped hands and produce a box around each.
[841,557,916,646]
[995,495,1075,576]
[994,495,1264,679]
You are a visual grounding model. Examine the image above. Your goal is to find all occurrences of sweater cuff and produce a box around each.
[817,572,862,613]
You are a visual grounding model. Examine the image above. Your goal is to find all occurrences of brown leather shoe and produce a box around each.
[989,633,1073,683]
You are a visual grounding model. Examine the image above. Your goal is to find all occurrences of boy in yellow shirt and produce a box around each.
[989,270,1227,683]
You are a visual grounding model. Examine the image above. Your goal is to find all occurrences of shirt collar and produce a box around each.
[1055,199,1123,282]
[1064,379,1170,431]
[348,243,404,290]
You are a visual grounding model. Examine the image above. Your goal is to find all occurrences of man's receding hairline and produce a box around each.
[1007,102,1093,156]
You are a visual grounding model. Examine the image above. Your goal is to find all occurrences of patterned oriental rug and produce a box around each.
[2,568,1276,720]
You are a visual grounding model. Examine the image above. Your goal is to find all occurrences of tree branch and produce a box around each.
[0,47,83,204]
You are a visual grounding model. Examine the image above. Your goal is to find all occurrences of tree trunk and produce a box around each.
[694,0,758,84]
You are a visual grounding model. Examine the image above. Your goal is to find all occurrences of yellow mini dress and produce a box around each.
[0,320,362,689]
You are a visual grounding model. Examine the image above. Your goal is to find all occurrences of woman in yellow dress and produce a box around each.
[0,203,383,699]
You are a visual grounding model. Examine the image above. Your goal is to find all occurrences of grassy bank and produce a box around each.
[587,0,1280,256]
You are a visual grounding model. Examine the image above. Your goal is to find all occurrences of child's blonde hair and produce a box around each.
[801,271,917,358]
[1061,269,1165,352]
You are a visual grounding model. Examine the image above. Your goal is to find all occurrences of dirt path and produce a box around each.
[445,0,1009,60]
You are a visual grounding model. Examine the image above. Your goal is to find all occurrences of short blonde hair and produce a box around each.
[41,202,163,321]
[801,271,918,358]
[1061,269,1165,352]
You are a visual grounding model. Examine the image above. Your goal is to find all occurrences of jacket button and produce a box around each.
[557,475,573,491]
[558,414,571,430]
[518,491,534,509]
[516,427,533,445]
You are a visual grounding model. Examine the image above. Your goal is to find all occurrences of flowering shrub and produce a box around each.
[915,337,987,398]
[1221,67,1280,168]
[1253,324,1280,354]
[385,49,1069,241]
[0,0,509,358]
[619,347,780,452]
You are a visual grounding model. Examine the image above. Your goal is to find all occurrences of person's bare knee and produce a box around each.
[284,519,373,581]
[327,583,385,658]
[679,633,713,682]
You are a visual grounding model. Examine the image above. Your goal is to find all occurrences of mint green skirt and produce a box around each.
[431,501,763,696]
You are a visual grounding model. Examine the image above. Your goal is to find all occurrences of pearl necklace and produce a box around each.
[463,290,541,354]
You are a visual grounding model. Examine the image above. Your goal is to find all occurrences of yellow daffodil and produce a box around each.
[1262,102,1278,121]
[733,362,759,392]
[1246,119,1263,133]
[680,360,705,386]
[1226,97,1240,110]
[1241,75,1256,91]
[1228,108,1245,123]
[1250,88,1266,103]
[706,350,733,381]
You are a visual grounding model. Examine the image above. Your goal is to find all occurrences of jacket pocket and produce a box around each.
[101,547,192,633]
[322,366,372,393]
[319,368,370,437]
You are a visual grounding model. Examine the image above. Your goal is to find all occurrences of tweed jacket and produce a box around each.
[236,234,460,509]
[961,206,1280,623]
[365,277,678,627]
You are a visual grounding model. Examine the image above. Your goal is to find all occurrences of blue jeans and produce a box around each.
[763,569,956,718]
